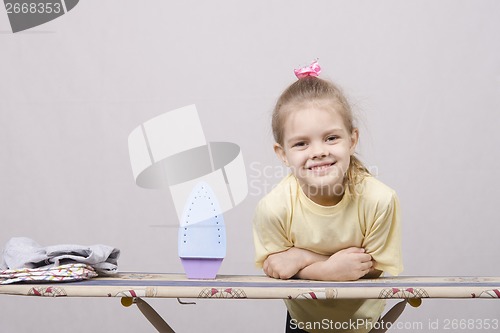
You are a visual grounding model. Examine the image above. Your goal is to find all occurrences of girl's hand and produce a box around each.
[322,247,373,281]
[263,248,303,279]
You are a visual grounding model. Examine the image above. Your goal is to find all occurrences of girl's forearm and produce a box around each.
[295,248,377,281]
[291,247,329,268]
[295,261,332,281]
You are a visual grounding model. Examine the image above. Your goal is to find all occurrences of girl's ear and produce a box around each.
[274,143,289,166]
[349,128,359,155]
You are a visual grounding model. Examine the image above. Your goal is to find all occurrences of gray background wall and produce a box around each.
[1,1,499,332]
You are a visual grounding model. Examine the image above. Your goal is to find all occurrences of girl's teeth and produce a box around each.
[311,165,329,170]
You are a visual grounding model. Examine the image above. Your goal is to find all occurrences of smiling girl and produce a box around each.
[252,61,403,333]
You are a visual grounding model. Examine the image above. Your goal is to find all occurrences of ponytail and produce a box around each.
[345,155,370,196]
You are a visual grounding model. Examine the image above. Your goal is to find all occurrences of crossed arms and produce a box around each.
[263,246,382,281]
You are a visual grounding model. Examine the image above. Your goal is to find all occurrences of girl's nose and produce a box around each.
[310,143,328,159]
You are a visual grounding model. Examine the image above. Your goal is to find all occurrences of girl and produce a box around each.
[252,61,403,333]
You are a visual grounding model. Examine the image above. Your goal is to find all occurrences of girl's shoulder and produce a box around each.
[255,174,296,214]
[354,176,398,207]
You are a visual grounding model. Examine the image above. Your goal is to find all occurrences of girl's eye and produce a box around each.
[292,142,306,148]
[326,136,338,142]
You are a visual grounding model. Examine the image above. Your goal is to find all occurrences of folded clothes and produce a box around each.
[0,263,98,285]
[0,237,120,275]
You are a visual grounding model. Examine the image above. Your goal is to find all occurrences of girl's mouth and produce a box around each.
[307,162,335,171]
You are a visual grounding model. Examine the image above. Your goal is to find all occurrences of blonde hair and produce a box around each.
[272,76,370,195]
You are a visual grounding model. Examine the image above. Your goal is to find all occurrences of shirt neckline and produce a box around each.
[292,175,351,214]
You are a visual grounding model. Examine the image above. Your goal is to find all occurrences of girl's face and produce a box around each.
[274,102,358,206]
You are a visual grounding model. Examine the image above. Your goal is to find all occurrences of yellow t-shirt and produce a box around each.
[252,174,403,333]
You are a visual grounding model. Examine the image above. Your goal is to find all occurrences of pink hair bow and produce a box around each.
[294,60,321,79]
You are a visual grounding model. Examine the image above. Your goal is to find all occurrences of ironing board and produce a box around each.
[1,273,499,332]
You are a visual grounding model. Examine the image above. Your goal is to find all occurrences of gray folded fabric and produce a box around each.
[0,237,120,275]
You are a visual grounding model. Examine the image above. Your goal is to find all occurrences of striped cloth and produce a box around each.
[0,263,97,285]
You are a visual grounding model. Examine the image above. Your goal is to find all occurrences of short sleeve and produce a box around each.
[252,198,293,268]
[362,191,403,276]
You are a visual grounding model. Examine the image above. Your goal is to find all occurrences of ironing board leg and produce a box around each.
[369,299,408,333]
[122,297,176,333]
